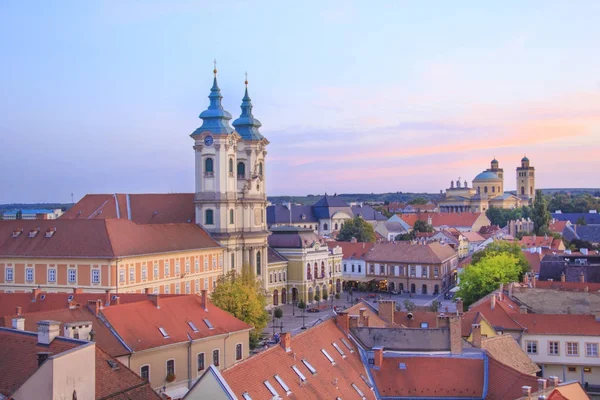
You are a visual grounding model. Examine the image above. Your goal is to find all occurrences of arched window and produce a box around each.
[521,186,525,195]
[492,186,495,193]
[229,158,234,175]
[334,223,338,230]
[229,209,234,224]
[256,251,261,276]
[205,158,214,174]
[323,223,328,231]
[258,162,263,176]
[314,263,318,280]
[205,209,214,225]
[230,253,235,270]
[307,263,311,279]
[237,162,245,178]
[530,186,533,195]
[484,186,488,194]
[321,262,325,278]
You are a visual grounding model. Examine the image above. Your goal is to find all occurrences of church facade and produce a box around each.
[439,157,535,213]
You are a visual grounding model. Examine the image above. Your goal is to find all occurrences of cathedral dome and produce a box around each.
[473,171,501,182]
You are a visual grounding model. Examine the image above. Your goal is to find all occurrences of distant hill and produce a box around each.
[268,192,443,205]
[0,203,74,214]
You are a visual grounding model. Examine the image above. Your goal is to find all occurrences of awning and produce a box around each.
[450,286,460,293]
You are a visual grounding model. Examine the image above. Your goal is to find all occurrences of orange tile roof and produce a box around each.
[462,231,486,243]
[519,235,564,250]
[486,356,540,400]
[221,319,376,400]
[400,212,485,229]
[100,295,252,352]
[523,251,544,273]
[394,311,440,328]
[61,193,195,224]
[481,335,540,375]
[346,301,388,327]
[549,220,569,234]
[364,242,457,264]
[371,355,484,398]
[512,314,600,335]
[327,241,375,260]
[0,219,220,258]
[534,281,600,292]
[467,295,523,332]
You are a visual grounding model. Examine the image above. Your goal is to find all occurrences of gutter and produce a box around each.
[187,333,193,389]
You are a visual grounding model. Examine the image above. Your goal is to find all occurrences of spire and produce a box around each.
[192,60,234,136]
[232,72,264,141]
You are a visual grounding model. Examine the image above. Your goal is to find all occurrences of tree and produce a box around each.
[16,210,22,220]
[297,299,306,310]
[471,241,530,277]
[532,190,550,235]
[409,197,428,205]
[314,294,321,307]
[403,299,415,312]
[395,232,415,241]
[430,300,441,312]
[576,217,587,226]
[413,220,434,233]
[273,307,283,334]
[456,253,521,308]
[210,268,268,349]
[322,287,328,303]
[337,216,376,242]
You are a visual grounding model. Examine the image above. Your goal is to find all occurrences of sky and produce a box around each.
[1,1,599,203]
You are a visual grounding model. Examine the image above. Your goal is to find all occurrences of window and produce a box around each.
[119,269,125,283]
[141,265,147,280]
[549,341,560,356]
[204,278,209,290]
[229,158,234,176]
[323,223,328,231]
[258,162,263,176]
[26,268,34,282]
[567,342,579,356]
[197,353,205,372]
[205,158,214,174]
[165,261,170,277]
[410,266,416,277]
[204,256,208,271]
[165,284,170,294]
[194,258,199,273]
[236,343,243,360]
[213,349,220,366]
[237,162,245,178]
[269,273,273,284]
[380,265,385,274]
[256,251,261,275]
[526,341,538,355]
[278,272,282,282]
[205,209,214,225]
[212,256,217,269]
[175,260,180,275]
[92,269,100,284]
[195,279,200,293]
[422,267,428,278]
[434,267,439,278]
[185,281,190,294]
[68,269,77,283]
[185,259,190,274]
[231,253,235,270]
[175,284,180,294]
[154,262,159,278]
[212,277,216,289]
[283,272,286,281]
[129,267,135,283]
[584,367,592,373]
[344,264,347,272]
[230,209,234,224]
[369,264,375,274]
[48,268,56,283]
[5,267,14,281]
[166,359,175,376]
[140,365,149,381]
[586,343,599,357]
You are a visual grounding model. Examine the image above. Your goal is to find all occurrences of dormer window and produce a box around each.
[158,327,169,338]
[301,214,306,220]
[45,229,56,238]
[28,229,39,238]
[11,229,23,238]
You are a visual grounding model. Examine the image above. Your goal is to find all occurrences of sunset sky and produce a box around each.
[1,1,599,203]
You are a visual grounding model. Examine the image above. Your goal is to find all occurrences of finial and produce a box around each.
[213,59,217,76]
[245,71,248,86]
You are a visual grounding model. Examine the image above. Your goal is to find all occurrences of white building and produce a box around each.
[327,241,375,288]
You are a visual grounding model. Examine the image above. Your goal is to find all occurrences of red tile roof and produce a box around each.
[61,193,195,224]
[512,314,600,335]
[486,356,540,400]
[371,355,484,398]
[534,281,600,292]
[523,251,544,273]
[467,295,523,332]
[462,231,486,243]
[394,311,440,328]
[481,335,540,375]
[364,242,457,264]
[0,328,81,397]
[100,295,252,352]
[519,235,564,250]
[327,241,374,260]
[221,319,376,400]
[549,220,569,235]
[0,219,220,258]
[400,213,486,229]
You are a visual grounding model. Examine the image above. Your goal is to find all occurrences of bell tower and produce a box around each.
[516,156,535,202]
[191,65,269,282]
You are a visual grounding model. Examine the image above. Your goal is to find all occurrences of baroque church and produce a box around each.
[438,157,536,213]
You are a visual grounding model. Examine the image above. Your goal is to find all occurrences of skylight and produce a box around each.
[291,365,307,382]
[158,327,169,338]
[188,321,199,332]
[360,374,373,389]
[352,383,366,399]
[420,322,429,328]
[204,319,214,330]
[321,349,335,365]
[341,338,355,353]
[40,295,46,300]
[67,295,74,302]
[399,363,407,370]
[274,374,292,396]
[332,342,347,358]
[263,380,280,398]
[302,359,317,375]
[242,393,252,400]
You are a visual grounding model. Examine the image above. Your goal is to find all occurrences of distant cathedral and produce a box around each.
[439,157,535,213]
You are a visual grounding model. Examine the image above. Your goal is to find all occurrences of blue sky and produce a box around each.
[1,1,599,203]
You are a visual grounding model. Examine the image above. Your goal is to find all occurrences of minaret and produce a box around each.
[516,156,535,202]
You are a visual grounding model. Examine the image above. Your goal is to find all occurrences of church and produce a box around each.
[438,157,535,213]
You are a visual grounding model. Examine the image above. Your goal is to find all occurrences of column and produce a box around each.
[250,248,256,274]
[243,248,250,268]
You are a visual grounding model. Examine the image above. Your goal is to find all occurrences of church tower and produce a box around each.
[191,66,269,282]
[516,156,535,202]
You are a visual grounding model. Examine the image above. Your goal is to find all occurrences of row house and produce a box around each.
[0,219,224,296]
[364,242,458,295]
[327,240,374,289]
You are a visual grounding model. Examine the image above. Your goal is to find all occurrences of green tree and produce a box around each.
[471,241,530,277]
[337,216,376,242]
[413,219,434,233]
[273,307,283,333]
[322,287,328,302]
[297,299,306,310]
[430,300,441,312]
[395,232,416,241]
[210,267,269,349]
[314,294,321,307]
[403,299,415,311]
[532,190,550,235]
[409,197,428,205]
[576,217,587,226]
[457,253,521,307]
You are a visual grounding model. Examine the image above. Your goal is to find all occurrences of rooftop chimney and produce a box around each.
[349,315,359,329]
[336,311,350,334]
[499,283,504,300]
[16,306,22,316]
[471,324,482,348]
[37,352,52,367]
[449,315,462,355]
[359,308,366,320]
[37,320,60,345]
[537,378,547,392]
[95,299,102,316]
[523,273,530,285]
[201,290,208,312]
[280,332,292,353]
[532,274,537,288]
[519,305,528,314]
[72,287,83,294]
[455,298,463,314]
[148,293,160,309]
[373,347,383,370]
[561,272,566,282]
[105,290,111,307]
[12,317,25,331]
[350,237,357,243]
[32,288,42,299]
[580,272,585,283]
[522,386,532,397]
[547,376,559,387]
[144,288,150,295]
[113,296,120,305]
[378,300,395,324]
[490,294,496,310]
[508,282,513,298]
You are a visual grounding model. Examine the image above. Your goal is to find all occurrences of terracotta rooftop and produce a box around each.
[400,212,486,228]
[534,280,600,292]
[462,231,486,243]
[481,335,540,375]
[512,314,600,335]
[371,355,484,398]
[346,301,387,327]
[100,295,252,352]
[0,219,220,258]
[467,294,524,332]
[61,193,195,224]
[394,311,440,328]
[327,241,375,260]
[221,319,376,400]
[515,381,589,400]
[364,241,457,264]
[486,356,540,400]
[549,220,569,234]
[519,235,564,250]
[523,251,544,273]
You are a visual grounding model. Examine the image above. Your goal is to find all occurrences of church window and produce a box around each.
[323,223,328,231]
[231,253,235,270]
[237,162,245,178]
[307,263,311,279]
[205,209,214,225]
[484,186,488,194]
[229,209,234,224]
[530,186,533,195]
[258,162,263,176]
[229,158,234,176]
[314,263,318,279]
[256,251,261,275]
[521,186,525,195]
[205,158,214,175]
[334,223,338,230]
[492,186,495,193]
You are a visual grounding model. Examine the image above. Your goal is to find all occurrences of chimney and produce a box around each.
[336,311,349,334]
[149,293,160,309]
[499,283,504,300]
[144,288,150,295]
[471,324,482,348]
[15,306,22,316]
[37,320,60,345]
[455,298,463,314]
[508,283,513,299]
[490,294,496,310]
[37,352,52,367]
[350,237,357,243]
[523,273,530,285]
[537,378,547,392]
[362,315,370,327]
[437,314,449,328]
[359,308,366,320]
[378,300,395,324]
[585,286,589,292]
[95,299,102,316]
[32,288,42,299]
[561,272,566,282]
[113,296,120,305]
[201,290,208,312]
[449,315,462,355]
[373,346,383,370]
[12,317,25,331]
[532,274,537,288]
[547,376,559,387]
[280,332,292,353]
[105,290,111,307]
[580,272,585,283]
[522,386,532,397]
[349,315,359,329]
[519,305,528,314]
[72,287,83,294]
